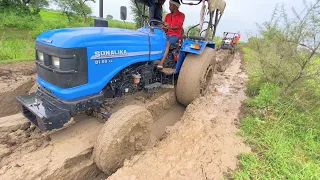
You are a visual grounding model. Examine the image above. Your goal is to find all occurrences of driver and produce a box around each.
[233,31,241,44]
[149,0,166,26]
[157,0,185,70]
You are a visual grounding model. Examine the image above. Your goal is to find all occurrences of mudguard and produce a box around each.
[175,38,215,73]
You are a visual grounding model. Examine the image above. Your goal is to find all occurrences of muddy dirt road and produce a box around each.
[108,51,251,180]
[0,50,248,179]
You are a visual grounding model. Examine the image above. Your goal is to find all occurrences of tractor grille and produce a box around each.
[35,42,88,88]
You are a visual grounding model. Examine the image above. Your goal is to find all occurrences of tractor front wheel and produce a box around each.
[176,47,216,106]
[92,105,153,175]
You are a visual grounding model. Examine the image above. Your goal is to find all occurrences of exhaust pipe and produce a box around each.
[94,0,108,27]
[99,0,103,18]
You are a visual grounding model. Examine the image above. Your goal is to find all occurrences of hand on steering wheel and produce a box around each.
[149,19,165,27]
[149,19,169,31]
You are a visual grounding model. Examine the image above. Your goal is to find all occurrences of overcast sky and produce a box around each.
[86,0,304,41]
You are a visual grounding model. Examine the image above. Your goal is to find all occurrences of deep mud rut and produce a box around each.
[107,51,251,180]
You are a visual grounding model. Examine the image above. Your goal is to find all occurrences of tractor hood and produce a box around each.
[36,27,150,48]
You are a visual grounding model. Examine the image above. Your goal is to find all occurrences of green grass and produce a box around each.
[39,9,69,22]
[108,20,136,29]
[0,9,136,63]
[0,29,35,62]
[230,47,320,179]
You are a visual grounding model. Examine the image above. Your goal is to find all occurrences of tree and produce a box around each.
[130,0,148,28]
[248,0,320,90]
[53,0,75,22]
[53,0,95,23]
[106,14,113,21]
[0,0,49,15]
[27,0,50,14]
[72,0,95,23]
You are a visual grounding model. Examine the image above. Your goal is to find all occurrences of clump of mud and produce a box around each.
[0,61,37,117]
[108,52,251,180]
[0,114,50,168]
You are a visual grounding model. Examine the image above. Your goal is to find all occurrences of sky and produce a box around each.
[86,0,304,41]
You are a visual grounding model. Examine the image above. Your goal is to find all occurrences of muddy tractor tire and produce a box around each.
[176,47,216,106]
[92,105,153,175]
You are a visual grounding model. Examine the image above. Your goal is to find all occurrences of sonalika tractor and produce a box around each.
[15,0,226,174]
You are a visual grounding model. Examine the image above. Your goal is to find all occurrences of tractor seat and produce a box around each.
[169,43,180,49]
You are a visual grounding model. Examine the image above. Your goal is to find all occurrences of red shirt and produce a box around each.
[164,10,185,38]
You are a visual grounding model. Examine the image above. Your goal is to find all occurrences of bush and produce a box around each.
[247,2,320,90]
[0,12,41,30]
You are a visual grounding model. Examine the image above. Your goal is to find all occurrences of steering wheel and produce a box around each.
[149,19,165,28]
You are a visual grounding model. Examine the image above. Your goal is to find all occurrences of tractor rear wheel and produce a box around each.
[92,105,153,175]
[176,47,216,106]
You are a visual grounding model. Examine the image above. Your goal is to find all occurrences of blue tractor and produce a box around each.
[15,0,226,175]
[15,0,225,132]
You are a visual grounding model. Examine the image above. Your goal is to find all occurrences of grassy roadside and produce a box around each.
[0,9,136,63]
[231,46,320,179]
[0,29,35,63]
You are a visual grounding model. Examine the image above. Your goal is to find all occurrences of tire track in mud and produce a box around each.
[108,52,251,180]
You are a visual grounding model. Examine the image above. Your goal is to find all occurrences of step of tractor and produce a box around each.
[159,68,176,75]
[153,60,160,65]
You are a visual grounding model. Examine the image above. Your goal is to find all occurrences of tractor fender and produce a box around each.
[175,39,215,73]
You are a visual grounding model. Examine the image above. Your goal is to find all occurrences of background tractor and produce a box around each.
[15,0,226,175]
[217,31,240,53]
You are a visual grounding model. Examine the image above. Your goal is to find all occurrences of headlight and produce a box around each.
[37,52,44,61]
[52,56,60,68]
